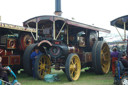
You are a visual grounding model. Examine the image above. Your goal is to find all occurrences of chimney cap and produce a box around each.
[54,11,62,16]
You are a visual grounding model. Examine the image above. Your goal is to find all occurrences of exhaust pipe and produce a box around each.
[55,0,62,16]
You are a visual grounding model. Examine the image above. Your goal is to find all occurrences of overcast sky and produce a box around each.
[0,0,128,39]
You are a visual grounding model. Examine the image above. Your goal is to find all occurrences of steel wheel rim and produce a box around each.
[69,55,81,80]
[38,55,51,79]
[100,43,110,73]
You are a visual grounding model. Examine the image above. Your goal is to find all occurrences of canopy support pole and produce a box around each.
[114,25,124,41]
[67,25,69,45]
[36,22,38,41]
[53,21,56,40]
[124,22,126,40]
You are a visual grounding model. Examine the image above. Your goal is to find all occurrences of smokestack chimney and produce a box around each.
[55,0,62,16]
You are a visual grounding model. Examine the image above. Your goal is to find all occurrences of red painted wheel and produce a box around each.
[19,34,34,50]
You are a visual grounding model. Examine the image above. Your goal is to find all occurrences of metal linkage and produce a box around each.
[114,25,124,41]
[55,22,66,40]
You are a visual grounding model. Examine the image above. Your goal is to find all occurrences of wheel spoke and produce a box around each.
[39,60,42,64]
[74,59,77,65]
[70,64,74,70]
[38,68,42,72]
[102,46,107,52]
[41,70,45,78]
[71,60,74,64]
[73,58,75,64]
[70,70,74,78]
[40,69,44,76]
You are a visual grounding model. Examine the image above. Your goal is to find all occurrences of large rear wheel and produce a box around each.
[35,54,51,80]
[23,44,37,75]
[92,41,110,74]
[65,53,81,81]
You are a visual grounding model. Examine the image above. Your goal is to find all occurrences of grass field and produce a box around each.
[8,69,114,85]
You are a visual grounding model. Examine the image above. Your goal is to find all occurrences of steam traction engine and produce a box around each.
[0,22,35,71]
[23,15,111,81]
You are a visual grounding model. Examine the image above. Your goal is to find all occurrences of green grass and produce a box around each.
[8,69,113,85]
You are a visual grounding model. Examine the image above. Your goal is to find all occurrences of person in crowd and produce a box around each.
[120,53,128,68]
[31,46,41,78]
[111,48,119,76]
[0,56,9,83]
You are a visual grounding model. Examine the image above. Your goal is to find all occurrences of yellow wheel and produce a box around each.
[100,43,110,74]
[92,41,110,74]
[34,54,51,79]
[65,53,81,81]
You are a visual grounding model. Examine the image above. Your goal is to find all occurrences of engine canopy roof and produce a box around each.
[23,15,110,33]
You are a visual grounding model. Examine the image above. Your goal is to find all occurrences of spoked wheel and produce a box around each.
[121,77,128,85]
[19,33,34,50]
[35,54,51,80]
[92,41,110,74]
[65,53,81,81]
[23,44,38,75]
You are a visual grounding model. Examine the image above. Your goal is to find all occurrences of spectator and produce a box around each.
[111,48,119,76]
[0,56,9,83]
[31,46,41,78]
[120,54,128,68]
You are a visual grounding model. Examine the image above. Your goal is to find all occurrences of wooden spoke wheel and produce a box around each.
[92,41,110,74]
[65,53,81,81]
[23,44,37,75]
[35,54,51,79]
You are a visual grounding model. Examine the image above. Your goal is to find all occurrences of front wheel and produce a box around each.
[34,54,51,80]
[65,53,81,81]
